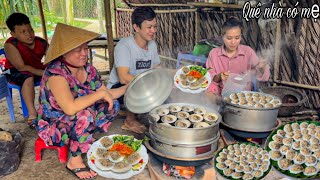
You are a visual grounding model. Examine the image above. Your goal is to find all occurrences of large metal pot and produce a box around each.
[149,131,220,158]
[222,104,279,131]
[144,140,214,166]
[149,103,221,145]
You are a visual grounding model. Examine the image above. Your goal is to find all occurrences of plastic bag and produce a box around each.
[0,129,23,178]
[221,72,252,96]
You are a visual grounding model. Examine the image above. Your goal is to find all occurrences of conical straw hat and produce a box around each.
[45,23,100,64]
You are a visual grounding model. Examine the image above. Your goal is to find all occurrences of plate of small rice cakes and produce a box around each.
[87,134,148,179]
[174,65,211,94]
[214,142,272,180]
[266,120,320,179]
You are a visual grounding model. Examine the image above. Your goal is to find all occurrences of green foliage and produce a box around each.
[112,135,149,152]
[115,0,126,8]
[190,65,210,76]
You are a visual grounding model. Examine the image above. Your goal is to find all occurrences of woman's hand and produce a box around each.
[101,90,114,110]
[220,72,229,81]
[214,72,229,82]
[257,60,268,74]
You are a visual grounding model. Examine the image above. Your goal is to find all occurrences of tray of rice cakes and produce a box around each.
[87,134,149,179]
[223,91,282,110]
[174,65,211,94]
[214,142,272,180]
[265,121,320,179]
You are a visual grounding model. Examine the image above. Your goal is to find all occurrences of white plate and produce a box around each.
[87,134,149,179]
[174,65,211,94]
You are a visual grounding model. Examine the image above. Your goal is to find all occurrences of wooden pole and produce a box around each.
[36,0,47,41]
[273,17,281,86]
[195,9,200,44]
[104,0,115,71]
[97,0,103,33]
[112,0,117,37]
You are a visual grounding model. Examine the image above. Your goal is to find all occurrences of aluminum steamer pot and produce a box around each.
[149,131,220,158]
[149,103,222,145]
[222,92,280,131]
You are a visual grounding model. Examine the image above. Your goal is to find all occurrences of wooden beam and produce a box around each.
[274,79,320,91]
[36,0,47,41]
[104,0,115,71]
[128,3,190,7]
[116,8,196,13]
[187,2,242,9]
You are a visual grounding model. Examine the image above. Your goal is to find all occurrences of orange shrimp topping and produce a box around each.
[108,142,134,156]
[187,70,203,79]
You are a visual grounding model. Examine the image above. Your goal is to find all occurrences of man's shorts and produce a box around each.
[110,82,125,105]
[4,68,41,86]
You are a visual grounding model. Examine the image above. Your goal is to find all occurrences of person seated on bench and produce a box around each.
[107,7,160,134]
[3,13,48,128]
[35,23,127,179]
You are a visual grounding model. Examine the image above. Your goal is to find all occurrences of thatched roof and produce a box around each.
[123,0,194,4]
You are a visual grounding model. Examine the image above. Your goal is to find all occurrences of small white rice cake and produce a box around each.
[277,129,286,137]
[286,150,297,160]
[216,162,227,170]
[95,158,114,171]
[300,147,312,156]
[100,137,114,150]
[300,122,308,129]
[270,150,283,161]
[305,155,317,166]
[291,123,300,130]
[222,168,234,177]
[308,123,316,129]
[112,161,132,173]
[279,145,291,155]
[294,154,306,165]
[231,172,242,179]
[268,141,281,150]
[242,173,254,180]
[126,152,141,165]
[303,166,318,176]
[252,170,263,178]
[289,164,304,174]
[278,158,291,170]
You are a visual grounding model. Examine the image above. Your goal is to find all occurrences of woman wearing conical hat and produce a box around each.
[35,23,127,179]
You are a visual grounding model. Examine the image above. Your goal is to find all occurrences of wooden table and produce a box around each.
[87,38,119,64]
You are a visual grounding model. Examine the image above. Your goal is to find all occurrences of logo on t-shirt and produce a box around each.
[136,60,151,69]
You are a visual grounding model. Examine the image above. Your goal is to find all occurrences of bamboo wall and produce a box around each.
[116,4,320,109]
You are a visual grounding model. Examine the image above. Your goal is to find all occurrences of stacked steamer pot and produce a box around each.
[222,91,282,133]
[124,69,222,165]
[148,103,221,158]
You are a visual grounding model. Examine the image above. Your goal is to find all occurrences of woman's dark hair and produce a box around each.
[131,7,156,28]
[221,17,242,35]
[6,13,30,32]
